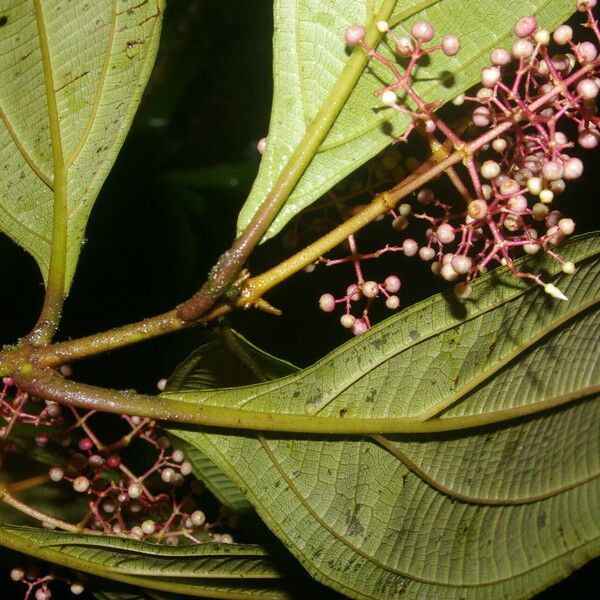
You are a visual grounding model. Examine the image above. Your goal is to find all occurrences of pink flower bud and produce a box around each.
[411,21,434,42]
[513,16,537,38]
[345,24,366,46]
[441,35,460,56]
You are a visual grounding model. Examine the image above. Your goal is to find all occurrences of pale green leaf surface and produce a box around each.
[237,0,574,241]
[164,235,599,421]
[167,234,600,599]
[167,329,300,512]
[0,525,293,599]
[0,0,163,287]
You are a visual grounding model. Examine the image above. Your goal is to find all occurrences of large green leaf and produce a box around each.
[0,0,164,288]
[236,0,574,241]
[0,525,293,599]
[167,233,600,599]
[166,329,300,513]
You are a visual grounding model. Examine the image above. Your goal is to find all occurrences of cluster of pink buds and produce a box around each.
[10,565,84,599]
[1,378,239,551]
[1,376,65,453]
[320,1,599,333]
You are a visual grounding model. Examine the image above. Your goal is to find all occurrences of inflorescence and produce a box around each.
[316,0,599,334]
[1,375,239,598]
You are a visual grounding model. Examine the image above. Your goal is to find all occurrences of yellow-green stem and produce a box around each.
[29,0,68,345]
[12,368,598,435]
[176,0,398,322]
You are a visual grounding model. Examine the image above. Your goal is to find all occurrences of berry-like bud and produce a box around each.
[141,519,156,535]
[553,25,573,45]
[384,275,401,293]
[577,41,598,63]
[558,218,575,235]
[35,588,51,600]
[73,476,90,493]
[539,189,554,204]
[376,20,389,33]
[402,239,419,256]
[10,567,25,581]
[579,128,600,149]
[512,38,534,59]
[340,314,356,328]
[351,319,369,336]
[191,510,206,526]
[319,293,336,313]
[45,402,62,418]
[440,263,459,281]
[256,137,267,155]
[472,106,491,128]
[527,177,543,195]
[398,203,412,216]
[534,29,550,45]
[576,78,599,100]
[172,449,185,463]
[128,482,143,499]
[562,157,583,180]
[451,255,472,275]
[381,90,397,106]
[78,438,93,452]
[419,246,435,261]
[70,582,85,596]
[385,295,400,309]
[180,461,193,476]
[346,284,361,301]
[441,35,460,56]
[161,467,175,483]
[481,66,501,88]
[411,21,434,43]
[491,47,511,66]
[542,161,564,181]
[106,454,121,468]
[362,281,379,298]
[436,223,456,244]
[508,195,528,212]
[492,138,507,153]
[576,0,597,12]
[481,160,501,179]
[345,24,366,46]
[49,467,64,482]
[514,16,537,38]
[467,199,488,220]
[395,36,415,56]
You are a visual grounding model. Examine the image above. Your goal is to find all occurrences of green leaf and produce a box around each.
[167,329,300,513]
[236,0,574,241]
[0,525,293,600]
[167,233,600,599]
[0,0,164,288]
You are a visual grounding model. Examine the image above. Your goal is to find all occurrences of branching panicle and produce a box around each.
[318,3,599,333]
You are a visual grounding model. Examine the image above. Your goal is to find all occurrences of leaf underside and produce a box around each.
[237,0,575,242]
[168,233,600,599]
[0,0,164,288]
[0,525,293,600]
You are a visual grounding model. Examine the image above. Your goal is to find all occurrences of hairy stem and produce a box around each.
[176,0,398,322]
[11,367,597,435]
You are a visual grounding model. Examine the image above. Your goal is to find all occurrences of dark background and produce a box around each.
[0,0,598,597]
